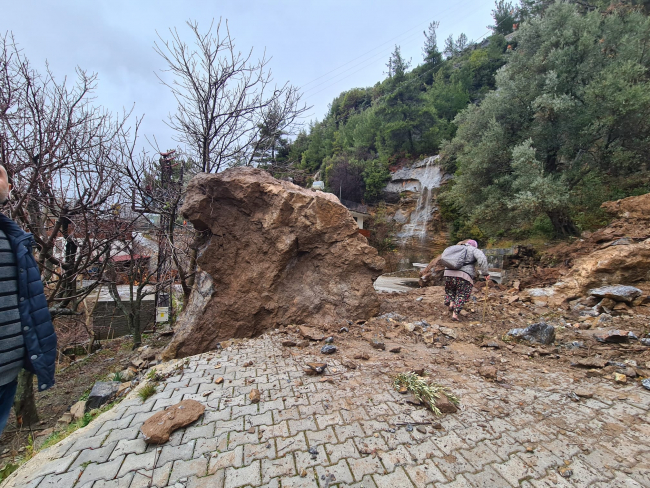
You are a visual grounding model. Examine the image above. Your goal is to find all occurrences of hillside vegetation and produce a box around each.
[271,0,650,244]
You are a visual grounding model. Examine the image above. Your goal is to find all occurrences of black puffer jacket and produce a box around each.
[0,214,56,391]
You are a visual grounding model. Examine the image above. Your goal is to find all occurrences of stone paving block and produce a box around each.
[306,426,338,446]
[437,473,473,487]
[77,455,125,486]
[435,431,471,455]
[37,466,83,488]
[195,435,227,459]
[228,428,259,449]
[259,398,284,414]
[117,450,157,478]
[298,402,327,417]
[287,417,318,436]
[460,441,505,469]
[203,406,233,423]
[356,435,389,453]
[429,451,477,480]
[231,403,259,420]
[261,455,296,483]
[324,438,360,465]
[379,444,413,473]
[156,439,196,467]
[69,432,109,453]
[483,433,526,460]
[348,474,379,488]
[463,465,514,488]
[334,422,365,442]
[276,432,308,456]
[182,421,216,442]
[372,466,416,488]
[223,459,261,488]
[404,459,448,485]
[169,457,209,484]
[129,461,172,488]
[18,452,79,484]
[96,415,135,435]
[209,445,244,473]
[279,470,320,487]
[186,470,226,488]
[244,439,276,463]
[491,453,541,486]
[91,472,135,488]
[315,458,355,485]
[214,418,244,437]
[103,426,141,444]
[71,441,118,468]
[246,410,273,427]
[348,455,386,479]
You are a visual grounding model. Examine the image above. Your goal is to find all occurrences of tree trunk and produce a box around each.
[13,371,38,427]
[547,210,579,237]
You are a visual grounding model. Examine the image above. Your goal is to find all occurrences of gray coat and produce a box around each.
[458,245,489,278]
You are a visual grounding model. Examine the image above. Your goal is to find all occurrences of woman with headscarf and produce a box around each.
[443,239,490,321]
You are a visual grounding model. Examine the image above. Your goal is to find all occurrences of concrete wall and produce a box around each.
[92,300,156,339]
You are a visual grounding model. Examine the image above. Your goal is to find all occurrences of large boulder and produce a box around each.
[163,168,384,358]
[589,285,642,303]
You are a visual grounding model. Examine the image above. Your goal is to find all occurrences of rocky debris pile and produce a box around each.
[164,168,384,359]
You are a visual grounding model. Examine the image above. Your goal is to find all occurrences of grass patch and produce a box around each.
[394,372,459,416]
[112,371,124,382]
[137,383,157,403]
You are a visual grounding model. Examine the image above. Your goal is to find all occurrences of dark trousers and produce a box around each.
[0,380,17,435]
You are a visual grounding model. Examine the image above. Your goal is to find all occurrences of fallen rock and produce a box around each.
[434,394,458,414]
[70,401,86,421]
[116,382,131,398]
[506,321,556,345]
[321,345,337,354]
[439,327,457,339]
[389,346,401,353]
[642,378,650,391]
[354,352,370,360]
[574,389,593,399]
[614,373,627,384]
[641,338,650,346]
[341,359,357,370]
[86,381,120,411]
[162,167,384,359]
[371,340,386,350]
[478,366,497,380]
[121,368,137,382]
[594,330,634,343]
[573,357,608,369]
[306,362,327,373]
[589,285,643,303]
[56,412,73,429]
[249,389,261,403]
[141,399,205,444]
[299,326,325,341]
[281,340,297,347]
[215,377,224,384]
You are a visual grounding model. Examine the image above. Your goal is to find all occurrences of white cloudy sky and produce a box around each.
[3,0,495,153]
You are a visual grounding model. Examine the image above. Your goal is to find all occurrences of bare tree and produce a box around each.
[153,20,309,298]
[0,32,136,426]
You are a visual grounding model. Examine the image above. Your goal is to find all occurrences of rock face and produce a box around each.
[164,168,384,359]
[141,399,205,444]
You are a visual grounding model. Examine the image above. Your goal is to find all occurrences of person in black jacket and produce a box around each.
[0,165,57,434]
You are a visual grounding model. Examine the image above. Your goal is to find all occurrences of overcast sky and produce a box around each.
[3,0,495,154]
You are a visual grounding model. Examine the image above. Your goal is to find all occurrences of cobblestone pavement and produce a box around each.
[4,334,650,488]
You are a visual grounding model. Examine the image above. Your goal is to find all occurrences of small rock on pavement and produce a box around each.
[507,321,555,345]
[70,401,86,420]
[641,338,650,346]
[434,394,458,413]
[215,377,224,384]
[642,378,650,391]
[86,381,120,411]
[573,356,608,368]
[354,352,370,360]
[141,399,205,444]
[478,366,498,380]
[416,426,427,433]
[324,336,334,343]
[306,362,327,373]
[558,466,573,478]
[416,297,423,302]
[371,340,386,350]
[574,388,593,399]
[341,359,357,369]
[614,373,627,384]
[281,340,296,347]
[249,389,261,403]
[321,344,337,354]
[389,346,401,353]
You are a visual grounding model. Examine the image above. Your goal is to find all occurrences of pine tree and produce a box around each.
[423,21,443,67]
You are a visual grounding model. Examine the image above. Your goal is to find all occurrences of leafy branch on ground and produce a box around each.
[393,371,459,416]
